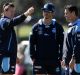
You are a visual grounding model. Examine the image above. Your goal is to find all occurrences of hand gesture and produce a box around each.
[61,60,66,69]
[69,57,75,70]
[24,7,34,16]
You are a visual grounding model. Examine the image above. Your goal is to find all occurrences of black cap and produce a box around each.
[42,3,55,12]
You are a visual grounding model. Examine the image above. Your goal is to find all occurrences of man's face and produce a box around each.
[43,11,54,20]
[6,7,15,18]
[64,9,75,22]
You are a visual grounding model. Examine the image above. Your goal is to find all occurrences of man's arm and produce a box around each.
[29,24,37,60]
[12,6,34,26]
[62,31,73,67]
[56,23,64,61]
[61,32,68,68]
[0,7,34,30]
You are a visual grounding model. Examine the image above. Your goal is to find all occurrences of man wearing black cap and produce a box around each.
[30,3,64,75]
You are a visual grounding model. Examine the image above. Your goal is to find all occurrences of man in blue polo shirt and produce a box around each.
[0,2,34,75]
[62,5,80,75]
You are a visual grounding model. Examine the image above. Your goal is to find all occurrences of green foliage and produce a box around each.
[16,25,32,38]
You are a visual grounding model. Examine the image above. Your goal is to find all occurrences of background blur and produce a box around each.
[0,0,80,42]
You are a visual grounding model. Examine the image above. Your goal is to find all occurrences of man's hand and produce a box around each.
[61,60,66,69]
[24,7,34,17]
[32,59,35,64]
[69,57,75,70]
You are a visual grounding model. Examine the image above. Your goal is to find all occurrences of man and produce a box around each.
[0,2,34,75]
[61,5,80,75]
[30,3,64,75]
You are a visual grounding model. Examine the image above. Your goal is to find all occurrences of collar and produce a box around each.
[68,18,80,27]
[42,19,52,26]
[38,18,56,26]
[1,15,10,19]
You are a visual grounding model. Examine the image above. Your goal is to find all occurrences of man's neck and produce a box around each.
[3,13,12,19]
[43,18,52,25]
[71,17,78,23]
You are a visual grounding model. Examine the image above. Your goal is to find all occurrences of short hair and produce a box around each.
[3,3,15,11]
[64,5,78,16]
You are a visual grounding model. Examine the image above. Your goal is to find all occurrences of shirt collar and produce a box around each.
[38,18,56,28]
[68,18,80,27]
[1,15,10,19]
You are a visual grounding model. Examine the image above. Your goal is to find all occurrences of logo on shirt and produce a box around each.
[52,28,56,33]
[38,27,43,35]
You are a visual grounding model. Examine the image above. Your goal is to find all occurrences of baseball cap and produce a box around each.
[42,3,55,12]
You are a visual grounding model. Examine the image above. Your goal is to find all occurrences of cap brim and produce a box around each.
[41,8,54,12]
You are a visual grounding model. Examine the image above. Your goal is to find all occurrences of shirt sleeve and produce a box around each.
[56,23,64,61]
[63,29,73,65]
[0,14,26,30]
[29,24,38,59]
[62,32,68,61]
